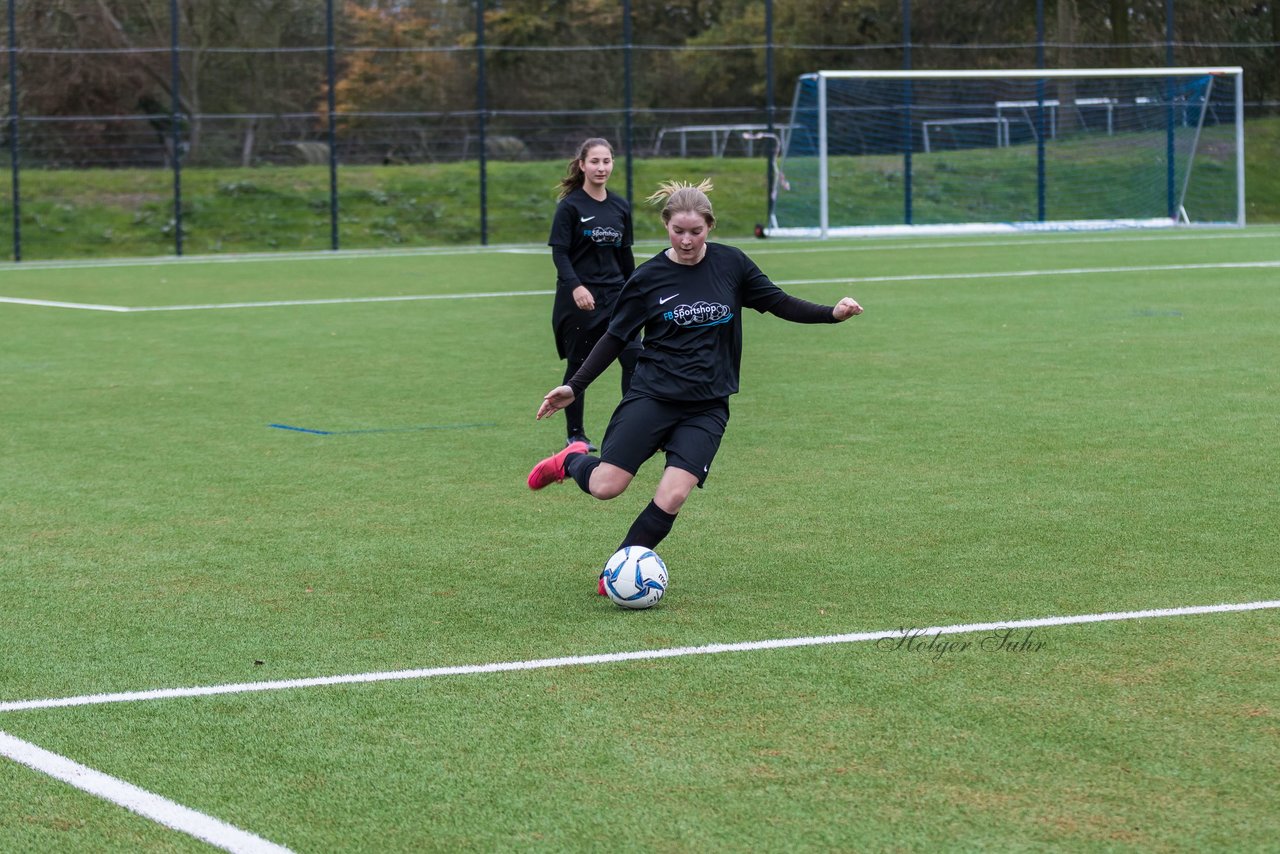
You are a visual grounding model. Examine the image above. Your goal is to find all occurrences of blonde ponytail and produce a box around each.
[646,179,715,227]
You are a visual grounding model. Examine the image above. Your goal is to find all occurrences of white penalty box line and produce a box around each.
[0,732,294,853]
[3,599,1278,715]
[3,259,1280,313]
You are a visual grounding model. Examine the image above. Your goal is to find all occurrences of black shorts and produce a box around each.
[599,394,729,488]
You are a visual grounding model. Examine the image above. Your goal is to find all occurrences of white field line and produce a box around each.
[748,227,1280,259]
[4,259,1278,314]
[0,226,1277,273]
[0,731,293,854]
[0,295,132,312]
[2,599,1276,715]
[775,258,1280,287]
[750,227,1280,257]
[127,288,554,312]
[0,243,551,272]
[0,288,553,312]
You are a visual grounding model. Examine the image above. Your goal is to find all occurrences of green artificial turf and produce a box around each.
[1,227,1278,851]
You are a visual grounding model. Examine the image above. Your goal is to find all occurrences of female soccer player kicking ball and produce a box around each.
[528,179,863,594]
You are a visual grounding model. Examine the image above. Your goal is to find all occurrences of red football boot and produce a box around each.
[527,440,589,490]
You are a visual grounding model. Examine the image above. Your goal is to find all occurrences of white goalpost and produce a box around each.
[767,67,1245,238]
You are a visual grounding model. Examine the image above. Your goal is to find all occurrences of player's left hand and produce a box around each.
[572,285,596,311]
[833,297,863,321]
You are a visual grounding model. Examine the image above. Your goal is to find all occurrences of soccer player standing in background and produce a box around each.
[547,137,641,452]
[529,179,864,593]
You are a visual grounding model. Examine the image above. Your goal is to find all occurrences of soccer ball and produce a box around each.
[600,546,668,609]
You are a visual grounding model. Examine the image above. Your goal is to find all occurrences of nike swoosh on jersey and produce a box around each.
[658,293,679,305]
[580,216,596,222]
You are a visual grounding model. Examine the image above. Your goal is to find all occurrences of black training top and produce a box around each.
[603,242,823,401]
[547,188,633,288]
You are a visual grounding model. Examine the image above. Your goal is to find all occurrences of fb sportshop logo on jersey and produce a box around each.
[584,225,623,246]
[664,300,733,328]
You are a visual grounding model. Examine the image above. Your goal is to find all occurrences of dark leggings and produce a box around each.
[562,336,640,438]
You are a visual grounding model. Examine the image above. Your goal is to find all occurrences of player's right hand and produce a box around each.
[536,385,576,420]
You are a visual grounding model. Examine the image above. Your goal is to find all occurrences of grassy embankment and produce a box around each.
[1,117,1275,259]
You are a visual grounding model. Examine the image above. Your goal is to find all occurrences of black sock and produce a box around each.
[620,500,678,550]
[565,453,601,495]
[564,398,585,439]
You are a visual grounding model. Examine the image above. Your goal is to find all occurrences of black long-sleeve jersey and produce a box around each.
[585,243,836,402]
[547,188,634,288]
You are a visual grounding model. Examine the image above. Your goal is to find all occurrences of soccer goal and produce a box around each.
[766,67,1244,238]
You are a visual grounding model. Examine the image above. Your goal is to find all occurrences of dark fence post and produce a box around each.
[476,0,488,246]
[623,0,633,204]
[170,0,183,256]
[1036,0,1046,223]
[1165,0,1176,219]
[326,0,339,251]
[765,0,775,227]
[902,0,912,226]
[7,0,20,262]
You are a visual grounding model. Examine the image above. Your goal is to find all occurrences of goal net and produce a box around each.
[767,68,1244,238]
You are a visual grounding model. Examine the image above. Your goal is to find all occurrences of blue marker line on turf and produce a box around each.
[269,423,333,435]
[270,422,494,436]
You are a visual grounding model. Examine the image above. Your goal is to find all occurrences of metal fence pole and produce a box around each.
[623,0,633,205]
[169,0,183,256]
[326,0,339,251]
[765,0,775,227]
[902,0,913,226]
[1036,0,1046,222]
[7,0,20,262]
[476,0,488,246]
[1165,0,1176,219]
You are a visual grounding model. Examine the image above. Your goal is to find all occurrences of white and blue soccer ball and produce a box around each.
[600,547,668,609]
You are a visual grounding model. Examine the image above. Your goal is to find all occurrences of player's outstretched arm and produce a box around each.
[537,331,627,422]
[833,297,863,321]
[536,385,576,420]
[763,293,862,324]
